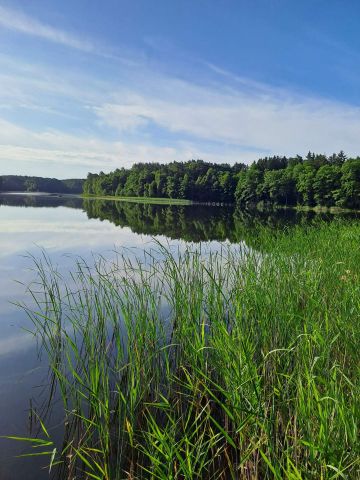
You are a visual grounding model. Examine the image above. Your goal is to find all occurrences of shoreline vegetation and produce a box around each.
[82,193,360,213]
[8,220,360,479]
[82,194,192,205]
[2,151,360,212]
[1,191,359,214]
[83,151,360,211]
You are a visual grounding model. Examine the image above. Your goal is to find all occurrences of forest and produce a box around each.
[83,152,360,209]
[0,175,84,194]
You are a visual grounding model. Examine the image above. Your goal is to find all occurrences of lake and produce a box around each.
[0,193,358,479]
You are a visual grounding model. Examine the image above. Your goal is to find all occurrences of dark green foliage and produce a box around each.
[292,163,316,205]
[235,165,264,205]
[83,154,360,209]
[84,160,243,204]
[262,169,297,205]
[313,165,341,207]
[0,175,84,194]
[234,153,360,209]
[61,178,84,193]
[336,159,360,209]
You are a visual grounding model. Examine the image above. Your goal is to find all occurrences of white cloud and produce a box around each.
[0,53,117,121]
[94,77,360,157]
[0,115,261,175]
[0,5,96,52]
[94,103,150,131]
[0,4,137,64]
[1,41,360,175]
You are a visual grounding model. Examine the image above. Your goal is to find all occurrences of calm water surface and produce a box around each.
[0,194,356,479]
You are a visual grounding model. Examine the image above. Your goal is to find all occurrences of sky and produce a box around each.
[0,0,360,178]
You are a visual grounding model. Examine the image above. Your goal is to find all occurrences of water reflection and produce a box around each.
[2,194,358,245]
[0,193,83,209]
[0,193,358,479]
[82,197,358,243]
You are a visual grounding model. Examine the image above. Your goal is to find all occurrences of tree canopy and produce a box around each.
[84,152,360,209]
[0,176,84,194]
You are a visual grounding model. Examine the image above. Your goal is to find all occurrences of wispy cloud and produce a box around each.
[0,4,97,52]
[0,3,142,65]
[0,116,260,176]
[1,37,360,177]
[0,5,142,66]
[0,53,116,115]
[94,74,360,157]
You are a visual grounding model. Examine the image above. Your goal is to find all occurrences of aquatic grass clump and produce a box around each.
[13,221,360,478]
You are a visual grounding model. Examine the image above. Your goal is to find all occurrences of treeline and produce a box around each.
[83,152,360,209]
[84,160,243,203]
[0,175,84,194]
[236,151,360,209]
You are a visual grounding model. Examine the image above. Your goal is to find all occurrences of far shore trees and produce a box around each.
[83,152,360,210]
[0,176,84,194]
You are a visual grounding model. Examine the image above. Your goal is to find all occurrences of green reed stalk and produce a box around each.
[7,220,360,479]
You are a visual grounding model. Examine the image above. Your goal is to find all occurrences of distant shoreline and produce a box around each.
[0,191,81,197]
[1,191,359,213]
[82,194,192,205]
[82,194,360,213]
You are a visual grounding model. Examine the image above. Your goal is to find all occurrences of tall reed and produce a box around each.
[12,221,360,479]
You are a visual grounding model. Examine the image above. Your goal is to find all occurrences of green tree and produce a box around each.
[336,158,360,209]
[218,172,236,203]
[328,150,347,165]
[235,166,263,205]
[148,180,157,198]
[293,163,316,206]
[166,177,178,198]
[313,165,341,206]
[262,170,297,205]
[24,178,38,192]
[155,171,167,197]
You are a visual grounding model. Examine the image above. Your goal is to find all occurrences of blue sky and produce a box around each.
[0,0,360,178]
